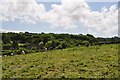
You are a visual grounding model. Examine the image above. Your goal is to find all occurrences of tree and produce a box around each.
[51,40,60,49]
[12,41,19,49]
[39,41,44,49]
[45,41,53,50]
[83,41,89,47]
[31,38,39,44]
[61,41,68,49]
[57,41,68,49]
[86,34,94,38]
[2,33,11,44]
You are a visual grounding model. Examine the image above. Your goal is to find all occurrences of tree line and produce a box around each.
[1,32,120,55]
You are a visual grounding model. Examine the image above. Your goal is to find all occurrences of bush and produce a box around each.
[18,48,29,53]
[13,50,21,55]
[82,41,89,47]
[12,41,19,49]
[39,42,44,49]
[2,50,12,55]
[3,43,12,50]
[18,43,26,48]
[45,41,53,50]
[31,47,37,50]
[61,41,68,49]
[56,44,63,49]
[2,47,40,56]
[56,41,68,49]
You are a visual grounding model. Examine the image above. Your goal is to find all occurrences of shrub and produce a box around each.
[19,48,30,53]
[56,41,68,49]
[61,41,68,49]
[13,50,21,55]
[82,41,89,47]
[39,42,44,49]
[56,44,63,49]
[3,43,12,50]
[12,41,19,49]
[31,47,37,50]
[18,43,26,48]
[2,50,12,55]
[45,41,53,50]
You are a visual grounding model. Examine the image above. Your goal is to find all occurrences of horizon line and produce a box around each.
[0,31,119,38]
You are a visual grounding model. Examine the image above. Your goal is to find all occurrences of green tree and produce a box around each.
[39,41,44,49]
[57,41,68,49]
[45,41,53,50]
[12,41,19,49]
[83,41,89,47]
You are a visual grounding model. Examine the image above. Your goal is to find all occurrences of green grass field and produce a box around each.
[2,44,119,78]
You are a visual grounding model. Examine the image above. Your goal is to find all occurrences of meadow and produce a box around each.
[2,44,119,78]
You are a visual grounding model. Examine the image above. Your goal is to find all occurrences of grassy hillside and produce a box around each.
[2,44,118,78]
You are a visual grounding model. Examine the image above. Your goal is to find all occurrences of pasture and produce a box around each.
[2,44,119,78]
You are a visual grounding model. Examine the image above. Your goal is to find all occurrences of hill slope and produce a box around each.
[2,44,118,78]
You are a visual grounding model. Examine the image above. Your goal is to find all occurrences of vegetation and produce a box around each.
[1,32,119,78]
[2,44,118,78]
[1,32,120,56]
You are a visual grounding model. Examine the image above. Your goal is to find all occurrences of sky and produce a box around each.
[0,0,119,37]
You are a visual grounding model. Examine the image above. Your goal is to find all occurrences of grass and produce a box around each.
[2,44,119,78]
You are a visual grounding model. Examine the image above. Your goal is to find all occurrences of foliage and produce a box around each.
[83,41,89,47]
[12,41,19,49]
[39,42,44,49]
[3,43,12,50]
[45,41,53,50]
[1,32,120,52]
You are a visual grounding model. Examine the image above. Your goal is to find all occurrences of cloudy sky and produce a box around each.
[0,0,119,37]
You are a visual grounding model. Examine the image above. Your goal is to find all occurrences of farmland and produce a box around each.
[2,44,119,78]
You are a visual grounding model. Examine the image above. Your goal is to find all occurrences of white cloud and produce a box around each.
[46,0,118,36]
[82,5,118,33]
[46,0,90,29]
[0,0,118,36]
[0,0,46,23]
